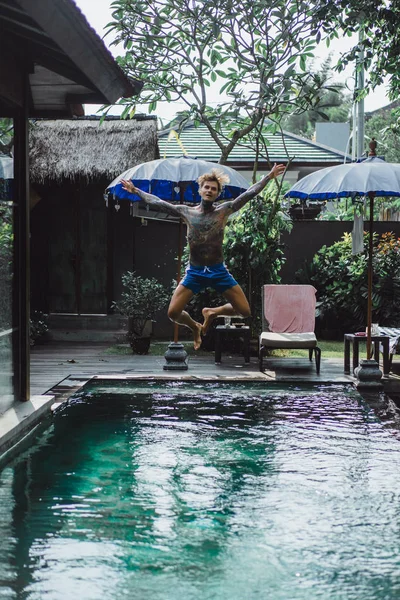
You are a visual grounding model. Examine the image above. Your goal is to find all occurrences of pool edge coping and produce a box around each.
[0,395,55,462]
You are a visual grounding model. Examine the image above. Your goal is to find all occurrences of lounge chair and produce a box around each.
[378,327,400,370]
[259,284,321,374]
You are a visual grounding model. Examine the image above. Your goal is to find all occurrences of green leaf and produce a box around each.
[212,22,220,37]
[121,105,130,119]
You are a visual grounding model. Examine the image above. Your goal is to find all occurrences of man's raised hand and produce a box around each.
[269,163,286,180]
[121,179,137,194]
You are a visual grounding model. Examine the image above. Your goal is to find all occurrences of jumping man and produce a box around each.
[121,163,285,350]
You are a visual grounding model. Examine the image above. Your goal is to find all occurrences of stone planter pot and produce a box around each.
[354,358,383,390]
[130,336,151,355]
[127,318,153,355]
[289,203,322,221]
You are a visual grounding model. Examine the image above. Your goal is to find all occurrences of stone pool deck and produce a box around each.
[30,341,400,399]
[1,341,400,464]
[30,342,350,396]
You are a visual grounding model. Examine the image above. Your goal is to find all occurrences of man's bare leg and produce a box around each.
[202,285,251,334]
[202,303,236,334]
[168,284,203,350]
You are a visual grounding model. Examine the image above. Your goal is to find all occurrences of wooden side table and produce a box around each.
[344,333,390,375]
[215,325,251,364]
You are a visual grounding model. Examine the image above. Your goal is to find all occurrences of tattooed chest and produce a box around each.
[187,213,225,244]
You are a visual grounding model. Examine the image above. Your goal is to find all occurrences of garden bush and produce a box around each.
[112,272,169,353]
[297,231,400,336]
[0,204,12,331]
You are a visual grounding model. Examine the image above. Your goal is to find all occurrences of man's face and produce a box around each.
[199,180,220,203]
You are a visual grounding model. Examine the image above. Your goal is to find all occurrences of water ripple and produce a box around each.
[1,383,400,599]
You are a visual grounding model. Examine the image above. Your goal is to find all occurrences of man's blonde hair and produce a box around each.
[197,169,230,193]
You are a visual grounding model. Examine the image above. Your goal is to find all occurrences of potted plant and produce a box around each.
[112,271,169,354]
[30,310,49,346]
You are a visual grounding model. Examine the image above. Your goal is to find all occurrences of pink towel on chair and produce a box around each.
[263,285,317,333]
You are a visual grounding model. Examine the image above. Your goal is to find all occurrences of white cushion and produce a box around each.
[259,332,317,349]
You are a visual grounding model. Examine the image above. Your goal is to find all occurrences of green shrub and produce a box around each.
[297,231,400,335]
[0,204,13,331]
[112,271,169,338]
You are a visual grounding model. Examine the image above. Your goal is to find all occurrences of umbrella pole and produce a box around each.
[163,193,188,370]
[366,192,375,359]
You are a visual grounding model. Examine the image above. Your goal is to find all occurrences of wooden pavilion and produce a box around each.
[0,0,141,403]
[29,116,159,316]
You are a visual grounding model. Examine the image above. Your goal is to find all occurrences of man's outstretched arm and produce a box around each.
[228,163,285,213]
[121,179,186,218]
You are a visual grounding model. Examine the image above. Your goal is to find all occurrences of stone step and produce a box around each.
[47,328,127,343]
[48,314,128,331]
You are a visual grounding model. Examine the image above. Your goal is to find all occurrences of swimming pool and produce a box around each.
[1,382,400,599]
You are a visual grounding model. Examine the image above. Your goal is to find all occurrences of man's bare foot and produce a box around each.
[202,307,216,335]
[193,322,203,350]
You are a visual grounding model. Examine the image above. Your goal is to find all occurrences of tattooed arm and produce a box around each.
[225,163,286,214]
[121,179,187,219]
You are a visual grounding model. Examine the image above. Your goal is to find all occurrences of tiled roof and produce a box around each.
[158,122,348,165]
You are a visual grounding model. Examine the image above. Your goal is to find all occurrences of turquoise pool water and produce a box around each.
[1,382,400,599]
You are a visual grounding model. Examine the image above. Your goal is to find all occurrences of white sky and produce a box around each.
[74,0,391,123]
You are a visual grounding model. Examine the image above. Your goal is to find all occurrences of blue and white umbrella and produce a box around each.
[286,154,400,360]
[106,156,249,203]
[286,156,400,200]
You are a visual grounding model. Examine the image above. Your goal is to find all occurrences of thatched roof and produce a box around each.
[29,116,159,183]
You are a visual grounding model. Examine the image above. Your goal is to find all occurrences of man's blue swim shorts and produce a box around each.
[181,263,238,294]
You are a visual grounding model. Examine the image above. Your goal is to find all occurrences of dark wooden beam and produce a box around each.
[0,6,63,53]
[12,70,31,401]
[0,48,24,107]
[106,194,114,314]
[66,93,106,105]
[0,103,18,117]
[26,109,74,118]
[1,32,98,91]
[15,0,141,100]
